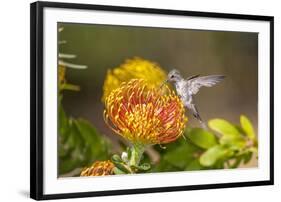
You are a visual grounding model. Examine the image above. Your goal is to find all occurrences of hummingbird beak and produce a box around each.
[159,79,168,88]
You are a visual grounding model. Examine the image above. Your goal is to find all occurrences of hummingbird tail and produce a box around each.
[189,104,208,130]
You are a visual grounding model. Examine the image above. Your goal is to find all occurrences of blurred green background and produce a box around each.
[58,22,258,174]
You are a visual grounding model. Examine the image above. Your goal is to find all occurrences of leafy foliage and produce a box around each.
[188,128,217,149]
[150,115,258,172]
[199,145,230,167]
[198,116,257,169]
[240,115,257,142]
[209,119,241,138]
[151,138,204,172]
[58,105,112,175]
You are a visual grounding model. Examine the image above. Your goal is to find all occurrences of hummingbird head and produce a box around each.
[167,69,182,83]
[159,69,182,89]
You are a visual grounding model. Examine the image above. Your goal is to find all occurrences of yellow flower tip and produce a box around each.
[59,65,66,85]
[102,57,167,102]
[80,160,115,177]
[104,79,187,145]
[58,65,81,91]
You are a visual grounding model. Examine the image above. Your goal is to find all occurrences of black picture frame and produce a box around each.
[30,1,274,200]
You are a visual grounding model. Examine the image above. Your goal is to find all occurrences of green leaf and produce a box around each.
[185,159,204,171]
[199,145,230,167]
[111,154,123,164]
[59,155,81,174]
[113,162,131,174]
[240,115,256,140]
[188,128,218,149]
[58,116,112,175]
[59,106,68,136]
[74,119,100,149]
[243,151,253,164]
[163,142,200,169]
[138,163,151,171]
[219,136,246,150]
[74,118,111,159]
[65,120,84,154]
[113,167,126,175]
[126,147,132,161]
[249,147,258,155]
[208,119,241,138]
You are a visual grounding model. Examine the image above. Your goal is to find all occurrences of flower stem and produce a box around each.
[129,143,145,167]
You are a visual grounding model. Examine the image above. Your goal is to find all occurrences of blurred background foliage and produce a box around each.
[58,23,258,177]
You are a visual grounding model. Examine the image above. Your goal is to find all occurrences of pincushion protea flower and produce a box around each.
[102,57,167,101]
[104,79,187,145]
[80,160,115,176]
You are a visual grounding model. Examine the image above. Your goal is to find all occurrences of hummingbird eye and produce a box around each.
[171,75,174,78]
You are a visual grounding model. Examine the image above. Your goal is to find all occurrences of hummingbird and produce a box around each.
[162,69,225,129]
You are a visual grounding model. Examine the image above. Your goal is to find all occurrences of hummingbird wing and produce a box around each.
[186,75,225,95]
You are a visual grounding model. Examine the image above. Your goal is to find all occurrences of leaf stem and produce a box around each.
[60,83,80,91]
[129,143,145,167]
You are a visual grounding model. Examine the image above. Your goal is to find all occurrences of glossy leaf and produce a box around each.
[208,119,240,137]
[219,136,246,150]
[111,154,123,164]
[185,159,204,171]
[199,145,229,167]
[240,115,256,140]
[113,167,126,175]
[163,142,200,169]
[75,118,112,159]
[114,162,131,174]
[58,107,112,175]
[188,128,218,149]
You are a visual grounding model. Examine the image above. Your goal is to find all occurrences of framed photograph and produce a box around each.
[30,1,274,200]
